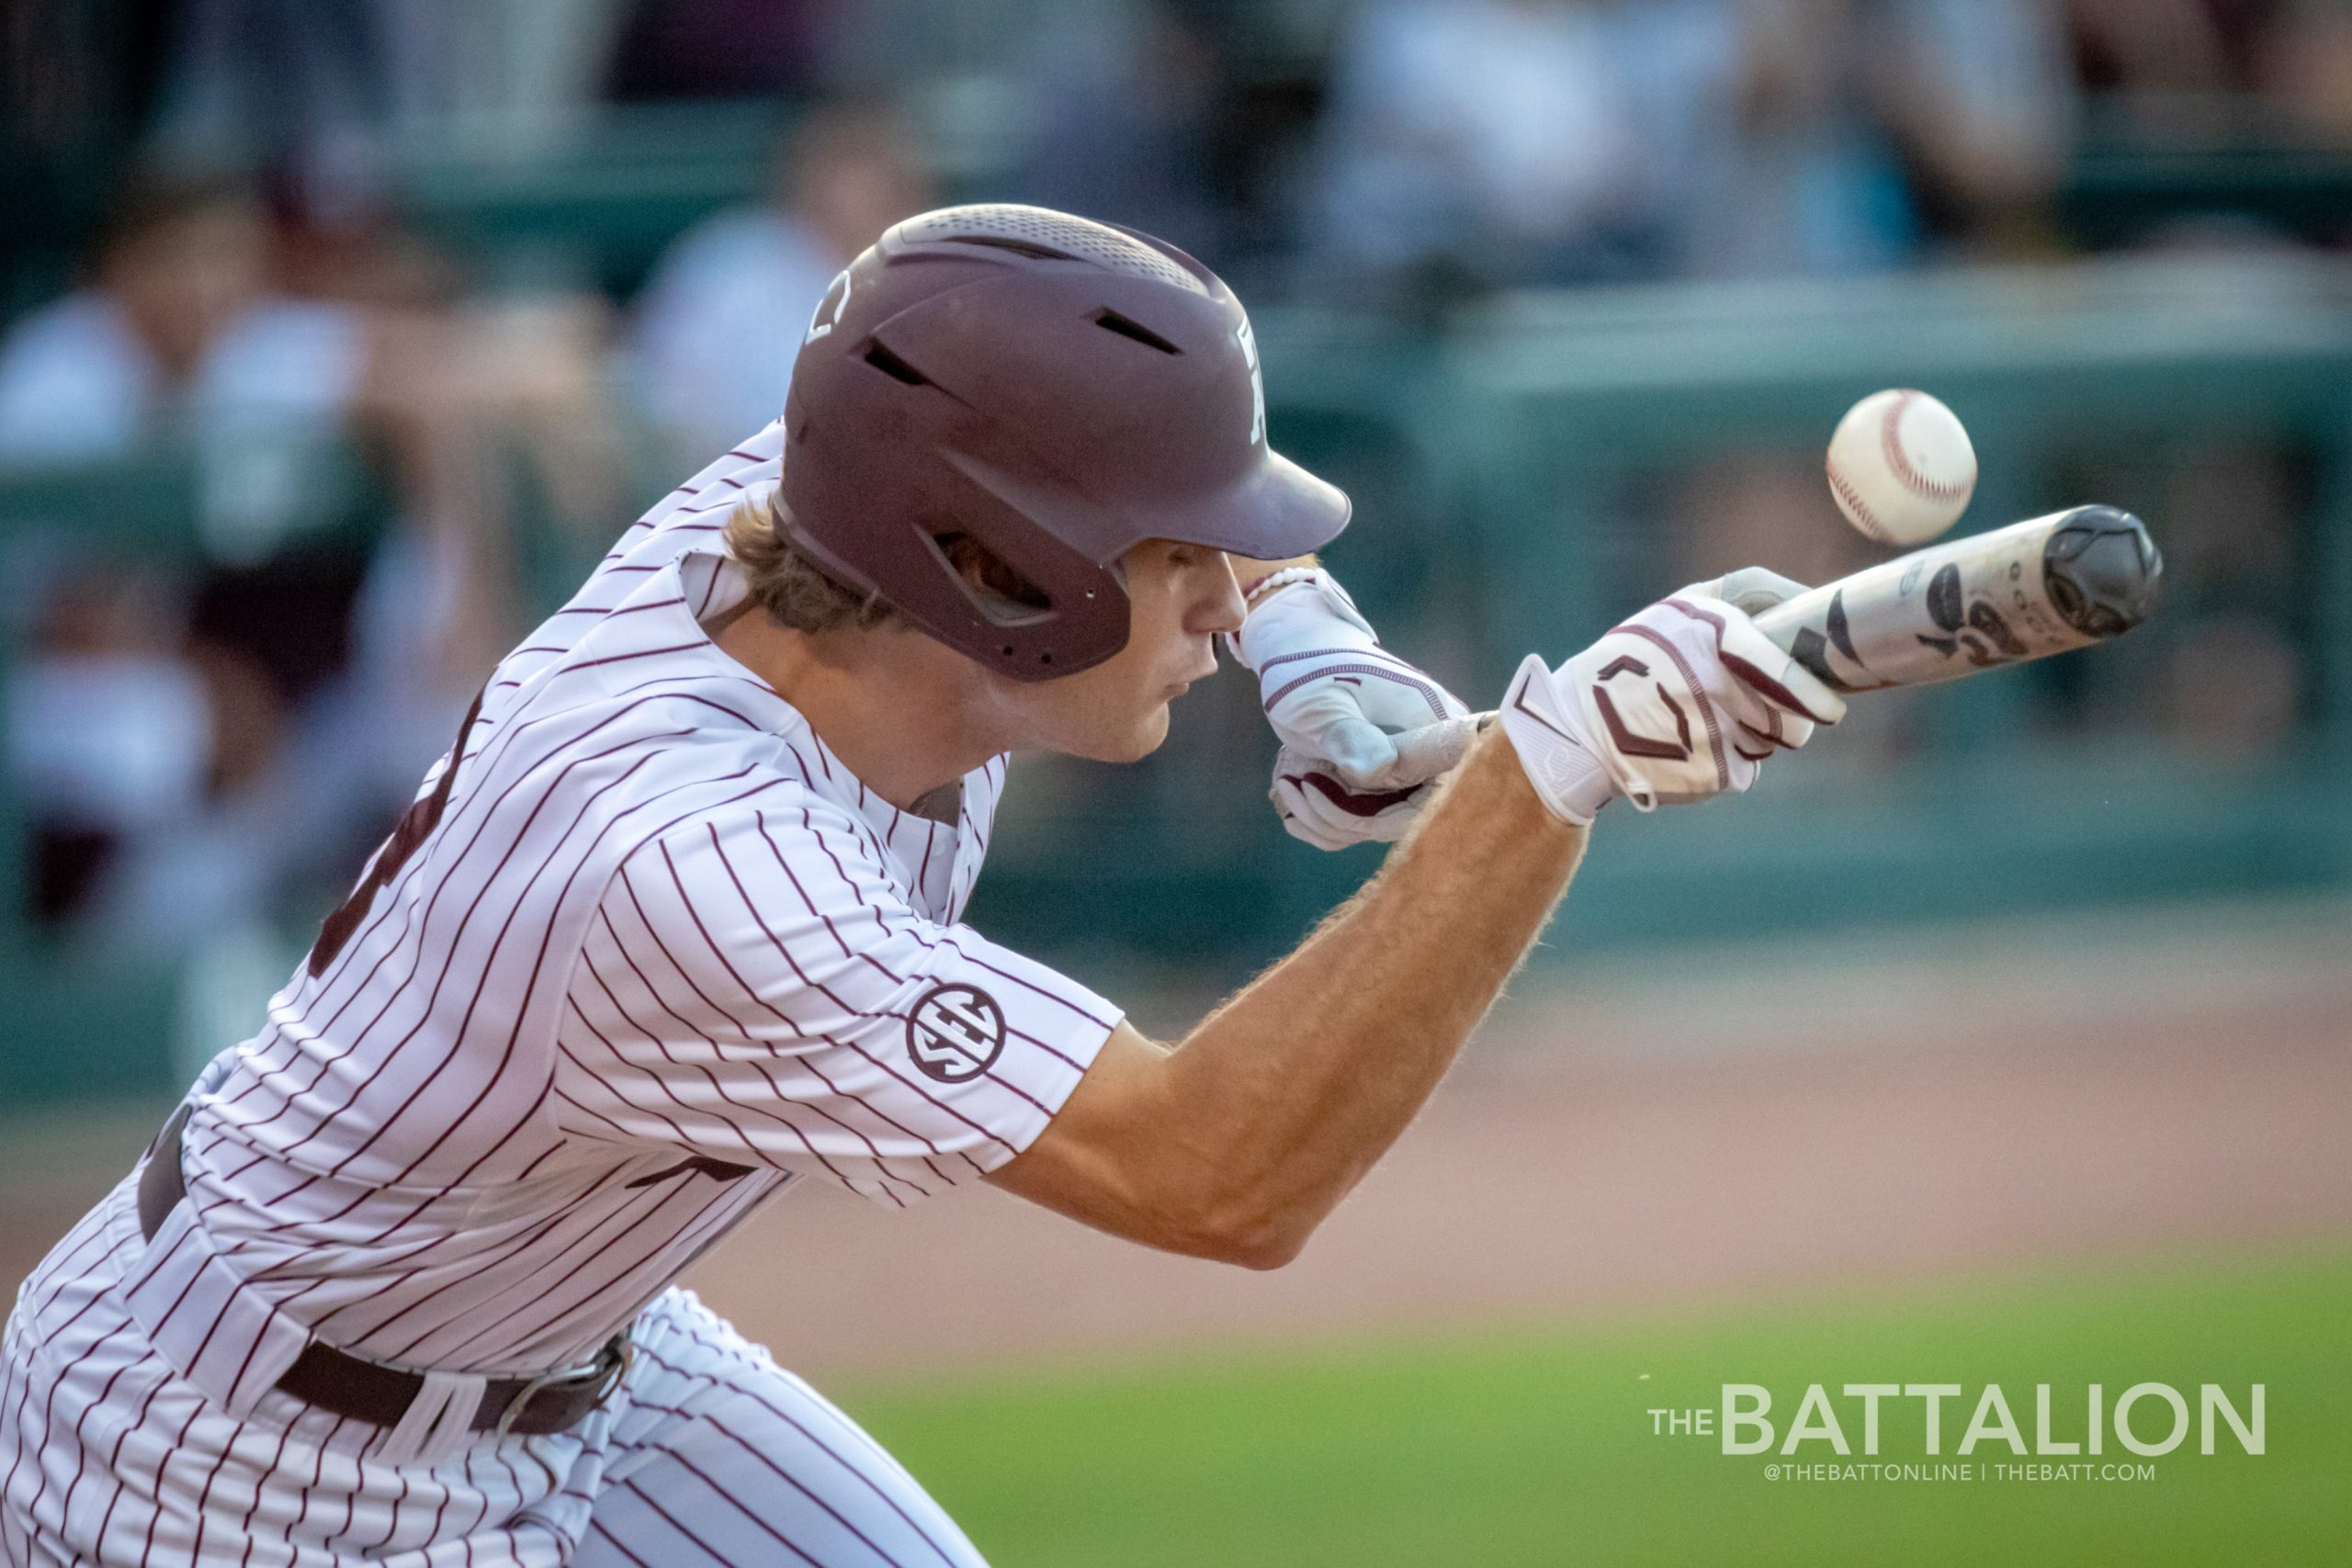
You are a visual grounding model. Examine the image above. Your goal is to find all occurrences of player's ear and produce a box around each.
[935,531,1051,618]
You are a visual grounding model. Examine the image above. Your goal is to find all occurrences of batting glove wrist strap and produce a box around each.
[1231,568,1374,671]
[1498,655,1615,826]
[1239,565,1325,613]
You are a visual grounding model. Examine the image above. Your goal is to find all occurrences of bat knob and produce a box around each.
[2043,506,2162,638]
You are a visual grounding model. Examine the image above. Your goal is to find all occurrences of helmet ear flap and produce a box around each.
[928,531,1053,622]
[920,535,1124,674]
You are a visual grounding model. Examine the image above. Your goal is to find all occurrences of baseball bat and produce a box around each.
[1750,504,2163,693]
[1384,505,2160,783]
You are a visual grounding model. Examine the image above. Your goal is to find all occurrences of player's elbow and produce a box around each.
[1177,1196,1315,1271]
[1222,1224,1309,1271]
[1157,1131,1353,1270]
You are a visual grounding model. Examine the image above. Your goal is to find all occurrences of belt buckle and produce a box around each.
[492,1337,633,1439]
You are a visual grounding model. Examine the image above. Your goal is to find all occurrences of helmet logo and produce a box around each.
[1236,317,1266,446]
[805,269,854,344]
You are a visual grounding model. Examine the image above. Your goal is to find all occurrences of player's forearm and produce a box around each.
[1152,728,1584,1262]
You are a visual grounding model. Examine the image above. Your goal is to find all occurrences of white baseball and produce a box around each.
[1826,389,1976,546]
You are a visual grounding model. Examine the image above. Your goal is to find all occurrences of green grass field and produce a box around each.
[844,1243,2352,1567]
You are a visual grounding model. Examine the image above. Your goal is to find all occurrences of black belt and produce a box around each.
[137,1104,629,1438]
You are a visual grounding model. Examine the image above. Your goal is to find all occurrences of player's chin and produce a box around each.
[1086,700,1174,764]
[1125,702,1178,761]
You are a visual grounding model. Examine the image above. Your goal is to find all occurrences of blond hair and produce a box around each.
[722,491,898,633]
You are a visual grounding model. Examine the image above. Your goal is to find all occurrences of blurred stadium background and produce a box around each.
[3,1,2350,1562]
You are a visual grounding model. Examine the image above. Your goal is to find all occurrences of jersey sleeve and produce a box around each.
[552,797,1121,1205]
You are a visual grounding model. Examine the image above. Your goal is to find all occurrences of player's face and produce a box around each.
[995,539,1243,762]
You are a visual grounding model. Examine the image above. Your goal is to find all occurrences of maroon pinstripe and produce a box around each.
[6,423,1107,1563]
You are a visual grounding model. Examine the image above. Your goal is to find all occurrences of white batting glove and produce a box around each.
[1678,565,1814,620]
[1499,579,1846,826]
[1233,568,1473,849]
[1267,717,1482,851]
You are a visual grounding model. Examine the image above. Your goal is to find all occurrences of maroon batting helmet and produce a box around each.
[776,204,1351,680]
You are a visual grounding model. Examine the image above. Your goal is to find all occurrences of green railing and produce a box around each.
[401,103,780,296]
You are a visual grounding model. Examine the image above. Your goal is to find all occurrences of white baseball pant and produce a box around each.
[2,1179,988,1567]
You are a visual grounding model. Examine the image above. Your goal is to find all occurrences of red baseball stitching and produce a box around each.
[1879,390,1972,502]
[1826,460,1885,537]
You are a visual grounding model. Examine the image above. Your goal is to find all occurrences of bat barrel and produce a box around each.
[1753,505,2162,693]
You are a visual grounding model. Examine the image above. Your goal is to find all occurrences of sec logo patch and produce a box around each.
[907,984,1005,1084]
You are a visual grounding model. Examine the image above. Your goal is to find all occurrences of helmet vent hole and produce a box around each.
[951,234,1076,263]
[896,205,1205,291]
[862,342,929,387]
[1091,310,1181,355]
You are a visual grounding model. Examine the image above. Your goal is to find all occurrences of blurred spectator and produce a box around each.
[1008,3,1238,268]
[2,0,180,282]
[1308,0,1671,297]
[1305,0,2084,298]
[0,177,375,829]
[626,100,931,462]
[2260,1,2352,146]
[0,175,521,945]
[1677,0,1918,278]
[605,0,845,100]
[6,572,212,923]
[146,0,393,218]
[2047,0,2352,252]
[0,178,364,470]
[376,0,633,158]
[1869,0,2077,254]
[2062,0,2319,118]
[2061,0,2352,144]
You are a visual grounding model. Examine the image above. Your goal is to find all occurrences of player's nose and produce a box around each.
[1191,553,1247,637]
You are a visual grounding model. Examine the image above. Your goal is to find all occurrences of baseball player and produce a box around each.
[1,205,1840,1566]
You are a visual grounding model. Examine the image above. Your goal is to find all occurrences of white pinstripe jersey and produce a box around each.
[119,423,1119,1403]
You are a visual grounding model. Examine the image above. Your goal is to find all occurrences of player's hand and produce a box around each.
[1233,568,1473,849]
[1499,580,1846,825]
[1267,717,1481,850]
[1676,565,1813,619]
